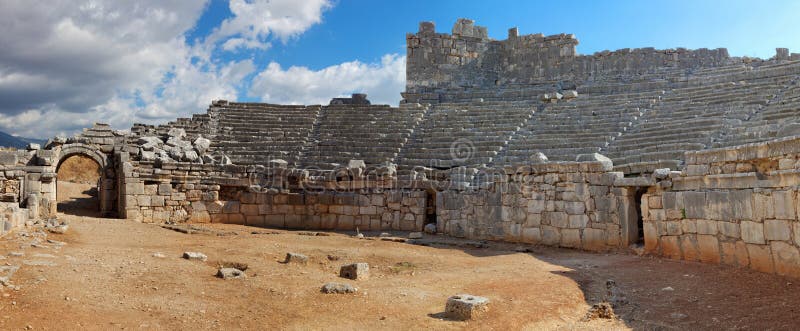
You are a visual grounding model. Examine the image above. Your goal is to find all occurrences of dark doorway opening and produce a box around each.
[634,188,647,245]
[425,189,437,225]
[56,154,102,217]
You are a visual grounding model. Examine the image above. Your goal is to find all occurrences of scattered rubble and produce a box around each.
[217,268,246,280]
[283,253,308,265]
[321,282,357,294]
[182,252,208,261]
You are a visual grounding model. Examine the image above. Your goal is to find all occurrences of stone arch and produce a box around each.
[57,143,109,170]
[55,143,117,217]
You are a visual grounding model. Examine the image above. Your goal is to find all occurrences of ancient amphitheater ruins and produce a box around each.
[5,18,800,279]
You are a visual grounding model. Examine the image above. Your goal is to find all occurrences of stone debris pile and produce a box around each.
[135,128,222,164]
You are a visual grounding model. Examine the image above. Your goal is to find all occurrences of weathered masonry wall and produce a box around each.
[121,159,427,231]
[406,19,737,94]
[211,190,426,231]
[437,160,639,251]
[644,136,800,277]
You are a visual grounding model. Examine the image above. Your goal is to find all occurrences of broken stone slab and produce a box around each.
[167,128,186,139]
[339,263,370,280]
[530,152,548,164]
[409,232,423,239]
[26,143,40,151]
[268,159,288,169]
[562,90,579,99]
[46,224,68,234]
[424,223,437,234]
[193,136,211,154]
[653,168,671,179]
[283,252,308,265]
[321,282,357,294]
[216,268,246,280]
[183,150,199,162]
[182,252,208,261]
[576,153,613,170]
[445,294,490,321]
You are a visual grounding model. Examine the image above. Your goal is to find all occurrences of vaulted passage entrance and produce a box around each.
[56,154,102,217]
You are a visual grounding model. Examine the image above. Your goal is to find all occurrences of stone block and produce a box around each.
[718,221,740,238]
[661,236,682,260]
[151,195,165,207]
[696,234,720,263]
[643,222,658,252]
[223,201,240,214]
[339,263,369,280]
[240,204,259,216]
[546,212,568,228]
[680,235,699,261]
[264,214,285,228]
[683,192,706,219]
[158,183,172,195]
[560,229,581,248]
[771,241,800,278]
[721,241,749,267]
[137,195,151,207]
[741,221,765,244]
[564,201,585,215]
[541,226,560,245]
[568,215,589,228]
[521,227,541,243]
[695,219,717,235]
[746,244,774,273]
[283,252,308,265]
[753,193,774,221]
[764,219,791,241]
[582,228,606,251]
[648,196,662,209]
[773,190,796,219]
[337,215,355,229]
[444,294,489,321]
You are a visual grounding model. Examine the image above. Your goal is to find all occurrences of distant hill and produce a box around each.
[0,130,47,149]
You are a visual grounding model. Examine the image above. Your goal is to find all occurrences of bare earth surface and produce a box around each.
[1,213,800,330]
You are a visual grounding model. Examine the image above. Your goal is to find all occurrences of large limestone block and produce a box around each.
[521,227,541,243]
[683,192,706,219]
[764,219,791,241]
[643,222,659,252]
[680,235,700,261]
[661,236,682,260]
[746,244,775,273]
[771,241,800,278]
[741,221,765,244]
[721,241,749,267]
[773,191,796,219]
[560,229,581,248]
[575,153,613,171]
[696,234,721,263]
[582,228,606,251]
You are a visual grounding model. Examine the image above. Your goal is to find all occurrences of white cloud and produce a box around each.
[0,0,333,138]
[249,54,406,105]
[205,0,332,51]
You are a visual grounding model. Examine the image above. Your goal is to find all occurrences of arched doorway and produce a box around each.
[56,154,102,216]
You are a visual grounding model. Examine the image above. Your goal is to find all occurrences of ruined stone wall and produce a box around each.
[436,160,637,251]
[212,190,426,231]
[644,136,800,278]
[121,159,427,231]
[405,19,734,101]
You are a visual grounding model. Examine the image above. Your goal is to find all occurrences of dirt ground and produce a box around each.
[1,214,800,331]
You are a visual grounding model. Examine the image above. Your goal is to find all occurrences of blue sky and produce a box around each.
[194,0,800,69]
[0,0,798,138]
